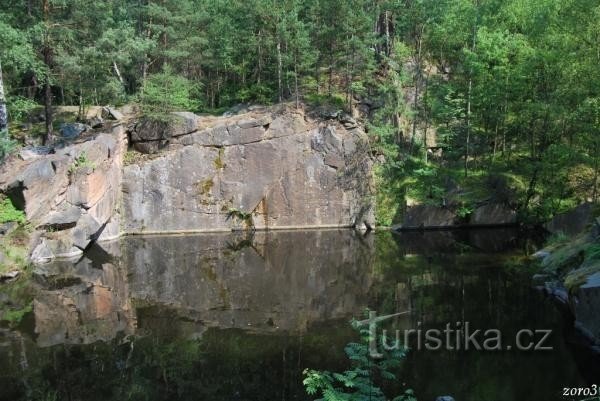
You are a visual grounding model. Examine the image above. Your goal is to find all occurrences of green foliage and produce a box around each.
[0,197,26,224]
[226,208,254,230]
[303,318,416,401]
[140,65,200,115]
[0,0,597,225]
[0,129,16,160]
[456,205,474,219]
[546,232,568,246]
[2,301,32,326]
[68,152,96,174]
[6,96,38,122]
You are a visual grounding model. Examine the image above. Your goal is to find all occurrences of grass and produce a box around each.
[539,230,600,291]
[0,224,31,274]
[0,197,26,224]
[564,261,600,291]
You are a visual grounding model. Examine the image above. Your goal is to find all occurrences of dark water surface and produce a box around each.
[0,229,596,401]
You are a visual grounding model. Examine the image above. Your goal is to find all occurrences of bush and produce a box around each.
[7,95,38,122]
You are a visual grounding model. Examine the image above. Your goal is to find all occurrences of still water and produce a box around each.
[0,229,596,401]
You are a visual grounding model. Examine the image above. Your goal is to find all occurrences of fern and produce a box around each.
[303,315,416,401]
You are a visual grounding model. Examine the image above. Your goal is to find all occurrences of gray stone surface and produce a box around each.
[401,205,457,229]
[0,125,126,262]
[59,122,89,139]
[470,202,517,226]
[0,105,374,261]
[545,202,595,236]
[573,271,600,343]
[122,106,375,233]
[40,206,82,230]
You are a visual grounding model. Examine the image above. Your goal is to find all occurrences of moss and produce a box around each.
[2,302,32,326]
[198,178,214,195]
[214,148,226,169]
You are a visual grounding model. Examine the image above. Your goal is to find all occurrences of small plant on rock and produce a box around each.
[68,151,96,175]
[226,208,254,231]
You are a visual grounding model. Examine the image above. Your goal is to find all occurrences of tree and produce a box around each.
[0,59,7,133]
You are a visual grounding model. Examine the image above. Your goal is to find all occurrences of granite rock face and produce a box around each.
[122,105,375,233]
[0,125,126,262]
[545,202,596,236]
[0,104,374,262]
[470,202,517,226]
[400,204,457,229]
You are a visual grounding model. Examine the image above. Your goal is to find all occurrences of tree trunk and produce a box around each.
[277,39,283,102]
[113,60,126,88]
[42,0,53,145]
[464,77,472,178]
[0,60,7,133]
[294,52,300,109]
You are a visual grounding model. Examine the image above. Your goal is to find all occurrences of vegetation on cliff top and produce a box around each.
[0,0,598,225]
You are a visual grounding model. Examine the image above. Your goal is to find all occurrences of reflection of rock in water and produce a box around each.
[31,241,136,347]
[27,230,375,346]
[125,230,375,334]
[391,228,541,255]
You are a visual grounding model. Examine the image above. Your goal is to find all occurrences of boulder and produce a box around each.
[59,123,89,139]
[0,221,18,236]
[19,146,53,161]
[130,113,200,153]
[87,116,104,128]
[572,271,600,343]
[400,205,456,229]
[0,127,126,263]
[470,203,517,226]
[102,106,124,121]
[72,214,103,250]
[39,206,82,230]
[545,202,595,236]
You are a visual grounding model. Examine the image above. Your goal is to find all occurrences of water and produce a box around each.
[0,229,596,401]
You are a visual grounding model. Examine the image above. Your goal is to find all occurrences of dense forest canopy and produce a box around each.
[0,0,599,224]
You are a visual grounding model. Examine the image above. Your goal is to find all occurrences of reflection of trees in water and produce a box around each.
[2,324,358,401]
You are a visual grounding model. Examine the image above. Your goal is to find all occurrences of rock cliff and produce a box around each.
[123,105,374,233]
[0,124,126,262]
[0,104,375,262]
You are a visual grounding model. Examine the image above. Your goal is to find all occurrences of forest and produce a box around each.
[0,0,599,225]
